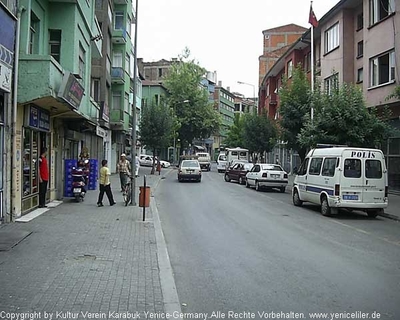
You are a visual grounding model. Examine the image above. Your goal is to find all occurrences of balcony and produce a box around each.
[112,28,127,44]
[111,67,125,84]
[110,109,130,131]
[18,55,64,104]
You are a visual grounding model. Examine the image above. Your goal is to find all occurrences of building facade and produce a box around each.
[0,0,17,223]
[259,0,400,192]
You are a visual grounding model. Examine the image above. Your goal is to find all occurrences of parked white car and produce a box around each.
[245,163,288,193]
[139,155,170,168]
[216,153,227,173]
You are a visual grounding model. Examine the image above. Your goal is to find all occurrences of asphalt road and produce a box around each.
[155,164,400,319]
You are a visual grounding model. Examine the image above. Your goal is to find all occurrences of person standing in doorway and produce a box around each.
[38,148,49,208]
[97,159,116,207]
[117,153,131,192]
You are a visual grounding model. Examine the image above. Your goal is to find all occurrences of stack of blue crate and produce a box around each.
[88,159,98,190]
[64,159,78,197]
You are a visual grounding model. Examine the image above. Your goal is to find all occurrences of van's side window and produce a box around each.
[309,158,323,175]
[366,160,382,179]
[322,158,337,177]
[344,159,361,178]
[297,158,309,176]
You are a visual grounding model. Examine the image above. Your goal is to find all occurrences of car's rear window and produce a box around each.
[182,161,199,168]
[262,165,282,171]
[197,153,208,157]
[344,159,361,178]
[365,160,382,179]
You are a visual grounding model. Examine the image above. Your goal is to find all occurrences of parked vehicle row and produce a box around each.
[224,161,289,193]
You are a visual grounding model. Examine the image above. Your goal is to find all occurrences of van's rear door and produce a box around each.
[363,155,386,204]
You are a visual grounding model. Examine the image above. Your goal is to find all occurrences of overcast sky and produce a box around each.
[137,0,340,98]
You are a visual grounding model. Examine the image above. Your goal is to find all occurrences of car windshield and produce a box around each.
[182,161,199,168]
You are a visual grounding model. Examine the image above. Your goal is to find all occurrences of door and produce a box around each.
[363,158,386,204]
[295,158,309,201]
[306,157,323,203]
[342,158,363,202]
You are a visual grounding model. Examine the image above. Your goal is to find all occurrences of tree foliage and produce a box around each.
[242,112,277,160]
[139,100,175,172]
[279,66,311,161]
[163,48,220,149]
[223,113,245,148]
[298,83,393,149]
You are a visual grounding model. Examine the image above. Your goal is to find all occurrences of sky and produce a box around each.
[137,0,341,98]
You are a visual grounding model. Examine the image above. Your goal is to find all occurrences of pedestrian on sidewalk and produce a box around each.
[38,147,49,208]
[97,159,116,207]
[117,153,131,192]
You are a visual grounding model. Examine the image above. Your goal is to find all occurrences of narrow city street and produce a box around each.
[155,165,400,319]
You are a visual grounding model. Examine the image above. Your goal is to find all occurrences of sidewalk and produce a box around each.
[0,170,179,318]
[287,175,400,221]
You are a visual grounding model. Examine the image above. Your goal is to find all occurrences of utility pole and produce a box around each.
[130,0,138,205]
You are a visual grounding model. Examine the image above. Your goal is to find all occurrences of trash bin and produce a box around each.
[139,186,150,207]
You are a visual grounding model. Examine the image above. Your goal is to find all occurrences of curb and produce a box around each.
[149,168,182,315]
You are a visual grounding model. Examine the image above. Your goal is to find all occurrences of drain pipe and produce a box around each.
[10,6,25,222]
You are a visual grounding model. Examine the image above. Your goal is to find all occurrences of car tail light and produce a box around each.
[335,184,340,196]
[385,186,388,197]
[284,173,288,178]
[262,173,267,177]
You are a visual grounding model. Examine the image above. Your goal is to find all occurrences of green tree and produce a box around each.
[279,65,311,162]
[242,112,277,162]
[164,48,220,151]
[224,113,244,148]
[298,83,393,149]
[139,100,175,174]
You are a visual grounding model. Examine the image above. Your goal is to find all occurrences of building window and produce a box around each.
[91,78,100,102]
[357,68,363,83]
[112,91,122,110]
[49,29,61,63]
[357,41,364,58]
[304,52,311,72]
[370,51,396,87]
[114,11,124,30]
[78,43,85,80]
[287,60,293,78]
[126,17,131,36]
[124,93,129,113]
[29,12,40,54]
[324,73,339,95]
[357,13,364,30]
[113,52,123,67]
[158,68,163,78]
[325,23,339,54]
[369,0,395,25]
[125,53,130,73]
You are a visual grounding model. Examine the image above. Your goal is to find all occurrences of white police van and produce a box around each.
[292,147,388,218]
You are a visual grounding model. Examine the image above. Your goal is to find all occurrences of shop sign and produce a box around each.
[0,61,12,92]
[96,126,107,138]
[58,71,84,110]
[100,101,109,122]
[25,105,50,131]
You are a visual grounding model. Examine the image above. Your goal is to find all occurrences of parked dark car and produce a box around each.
[224,162,254,185]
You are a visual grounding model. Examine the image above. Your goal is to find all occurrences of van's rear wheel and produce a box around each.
[293,189,303,206]
[321,196,331,216]
[367,209,381,218]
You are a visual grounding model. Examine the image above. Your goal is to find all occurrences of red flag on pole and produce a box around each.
[309,4,318,28]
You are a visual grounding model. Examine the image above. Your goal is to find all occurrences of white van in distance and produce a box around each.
[292,147,388,218]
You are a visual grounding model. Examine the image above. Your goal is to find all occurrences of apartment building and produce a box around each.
[259,0,400,192]
[258,24,307,87]
[213,84,235,155]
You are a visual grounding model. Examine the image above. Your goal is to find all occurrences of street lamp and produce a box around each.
[173,100,189,165]
[237,81,257,114]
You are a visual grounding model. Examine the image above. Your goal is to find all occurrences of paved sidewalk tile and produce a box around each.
[0,173,168,319]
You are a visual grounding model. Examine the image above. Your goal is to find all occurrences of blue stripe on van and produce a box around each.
[306,186,334,196]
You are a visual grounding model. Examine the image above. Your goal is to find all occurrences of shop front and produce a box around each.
[21,105,51,213]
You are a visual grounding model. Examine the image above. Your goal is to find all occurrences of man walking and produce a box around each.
[38,148,49,208]
[97,159,116,207]
[117,153,131,191]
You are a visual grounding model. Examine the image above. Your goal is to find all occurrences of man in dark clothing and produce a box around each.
[38,148,49,208]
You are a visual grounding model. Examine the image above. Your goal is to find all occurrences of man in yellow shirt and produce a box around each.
[97,159,116,207]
